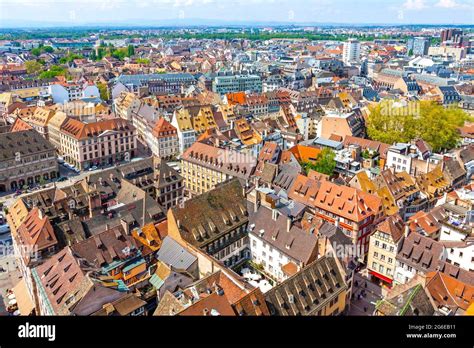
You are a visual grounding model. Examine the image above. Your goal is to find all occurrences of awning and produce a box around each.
[12,279,35,316]
[369,270,393,285]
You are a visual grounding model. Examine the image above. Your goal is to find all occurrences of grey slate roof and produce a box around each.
[116,73,196,87]
[156,236,197,271]
[249,206,318,265]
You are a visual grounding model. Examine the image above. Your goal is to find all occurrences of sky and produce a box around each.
[0,0,473,27]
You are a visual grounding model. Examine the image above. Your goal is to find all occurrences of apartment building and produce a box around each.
[264,256,348,316]
[49,81,99,104]
[24,107,55,140]
[367,215,405,287]
[313,180,385,257]
[0,129,59,191]
[212,74,262,95]
[181,141,256,197]
[171,107,197,153]
[112,73,196,98]
[248,205,319,282]
[167,179,251,269]
[147,118,179,159]
[319,111,365,139]
[153,158,184,211]
[13,208,59,310]
[59,118,137,170]
[394,232,445,285]
[46,111,67,152]
[114,92,141,121]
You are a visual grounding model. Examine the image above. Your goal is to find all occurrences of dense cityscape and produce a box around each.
[0,18,473,321]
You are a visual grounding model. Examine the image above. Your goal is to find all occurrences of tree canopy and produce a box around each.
[367,100,471,152]
[302,148,336,176]
[25,60,44,75]
[30,45,54,56]
[97,82,109,101]
[59,53,84,64]
[39,65,67,79]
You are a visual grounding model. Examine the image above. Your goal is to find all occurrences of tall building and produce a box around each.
[441,29,463,46]
[147,118,179,160]
[212,74,262,95]
[342,38,361,65]
[412,37,430,56]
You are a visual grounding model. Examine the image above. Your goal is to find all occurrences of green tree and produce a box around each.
[97,82,109,101]
[303,148,336,176]
[25,60,43,75]
[418,102,470,152]
[367,100,471,152]
[366,100,417,144]
[39,65,67,79]
[136,58,150,65]
[43,46,54,53]
[30,47,42,56]
[59,53,84,64]
[127,44,135,57]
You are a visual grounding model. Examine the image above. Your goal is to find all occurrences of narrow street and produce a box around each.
[347,272,385,316]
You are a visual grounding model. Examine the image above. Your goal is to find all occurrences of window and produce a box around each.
[388,258,393,264]
[374,252,379,259]
[372,262,377,269]
[379,265,384,273]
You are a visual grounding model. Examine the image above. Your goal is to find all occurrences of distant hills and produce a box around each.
[1,18,473,29]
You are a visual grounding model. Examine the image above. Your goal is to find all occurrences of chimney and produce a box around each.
[286,216,292,232]
[38,209,43,220]
[272,209,278,221]
[404,224,410,238]
[202,308,209,316]
[177,219,181,229]
[334,218,339,229]
[120,218,130,235]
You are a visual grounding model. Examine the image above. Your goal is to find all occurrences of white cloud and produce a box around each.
[435,0,472,8]
[436,0,458,7]
[402,0,426,10]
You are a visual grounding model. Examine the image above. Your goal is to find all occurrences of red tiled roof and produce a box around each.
[152,118,177,138]
[314,181,383,223]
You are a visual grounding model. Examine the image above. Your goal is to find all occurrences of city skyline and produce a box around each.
[1,0,473,27]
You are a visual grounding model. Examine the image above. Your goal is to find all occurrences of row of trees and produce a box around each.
[30,45,54,56]
[90,44,135,61]
[367,101,471,153]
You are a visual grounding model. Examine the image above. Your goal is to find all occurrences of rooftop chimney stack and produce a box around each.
[272,209,278,221]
